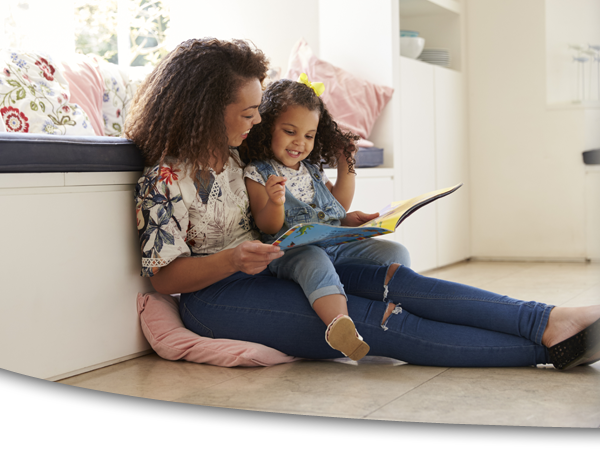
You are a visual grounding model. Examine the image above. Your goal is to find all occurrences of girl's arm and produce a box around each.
[245,175,287,235]
[327,152,356,211]
[149,240,284,295]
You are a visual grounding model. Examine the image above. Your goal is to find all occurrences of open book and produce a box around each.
[272,183,462,250]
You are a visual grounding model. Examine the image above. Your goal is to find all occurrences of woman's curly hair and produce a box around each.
[125,38,269,178]
[240,79,358,173]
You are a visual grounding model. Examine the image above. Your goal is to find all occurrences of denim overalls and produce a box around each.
[251,159,411,307]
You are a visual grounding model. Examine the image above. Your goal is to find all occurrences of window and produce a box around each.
[0,0,170,68]
[75,0,170,68]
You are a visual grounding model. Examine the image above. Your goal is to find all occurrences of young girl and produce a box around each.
[242,76,411,361]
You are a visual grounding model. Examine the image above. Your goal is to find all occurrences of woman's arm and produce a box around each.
[149,240,284,295]
[246,176,286,235]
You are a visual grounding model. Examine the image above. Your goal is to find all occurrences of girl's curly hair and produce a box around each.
[125,38,269,179]
[240,79,358,173]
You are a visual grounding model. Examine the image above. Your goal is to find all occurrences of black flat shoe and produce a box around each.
[548,318,600,370]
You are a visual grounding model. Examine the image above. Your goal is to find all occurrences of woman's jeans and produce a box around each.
[179,264,553,367]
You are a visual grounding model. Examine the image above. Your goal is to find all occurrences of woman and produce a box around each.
[126,38,600,369]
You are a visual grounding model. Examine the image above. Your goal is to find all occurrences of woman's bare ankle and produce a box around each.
[542,305,600,348]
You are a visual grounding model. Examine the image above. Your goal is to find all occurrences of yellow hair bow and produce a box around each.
[297,73,325,97]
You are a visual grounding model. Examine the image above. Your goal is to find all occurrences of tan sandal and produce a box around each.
[325,314,370,361]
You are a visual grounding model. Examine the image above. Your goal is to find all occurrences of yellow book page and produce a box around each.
[360,209,402,231]
[360,184,462,231]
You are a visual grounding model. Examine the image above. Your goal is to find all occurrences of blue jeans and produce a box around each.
[269,238,411,306]
[179,264,553,367]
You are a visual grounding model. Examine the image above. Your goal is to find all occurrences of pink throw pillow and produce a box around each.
[137,292,298,367]
[284,38,394,140]
[61,54,105,136]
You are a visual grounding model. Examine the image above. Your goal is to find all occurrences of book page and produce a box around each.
[360,183,463,231]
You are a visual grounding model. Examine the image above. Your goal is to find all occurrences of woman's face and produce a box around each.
[224,79,263,147]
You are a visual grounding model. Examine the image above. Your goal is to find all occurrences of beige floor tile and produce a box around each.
[59,353,259,402]
[423,261,536,288]
[477,284,591,306]
[490,262,600,288]
[173,359,447,419]
[367,364,600,428]
[561,284,600,307]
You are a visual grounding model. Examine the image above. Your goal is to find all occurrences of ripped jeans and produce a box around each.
[179,263,553,367]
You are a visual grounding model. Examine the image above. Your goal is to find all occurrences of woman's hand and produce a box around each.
[341,210,379,227]
[231,240,284,275]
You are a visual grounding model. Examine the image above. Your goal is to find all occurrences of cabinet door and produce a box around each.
[434,66,470,266]
[398,57,437,272]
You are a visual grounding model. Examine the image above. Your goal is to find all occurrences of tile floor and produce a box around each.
[59,260,600,429]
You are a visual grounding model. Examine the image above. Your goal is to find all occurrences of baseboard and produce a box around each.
[47,349,154,382]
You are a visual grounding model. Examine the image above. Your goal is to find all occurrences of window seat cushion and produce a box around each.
[0,132,144,173]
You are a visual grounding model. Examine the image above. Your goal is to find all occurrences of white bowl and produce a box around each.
[400,37,425,59]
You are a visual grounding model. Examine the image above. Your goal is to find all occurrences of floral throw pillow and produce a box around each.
[93,57,129,137]
[0,50,95,136]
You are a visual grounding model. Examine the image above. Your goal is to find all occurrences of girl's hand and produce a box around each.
[231,240,284,275]
[265,175,286,205]
[341,211,379,227]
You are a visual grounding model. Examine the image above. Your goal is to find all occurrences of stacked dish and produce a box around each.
[418,49,450,67]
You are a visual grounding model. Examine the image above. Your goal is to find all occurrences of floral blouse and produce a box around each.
[134,149,259,277]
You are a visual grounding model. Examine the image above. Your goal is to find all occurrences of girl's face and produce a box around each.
[224,79,263,147]
[270,105,319,170]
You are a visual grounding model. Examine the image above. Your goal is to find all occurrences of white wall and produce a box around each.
[167,0,320,74]
[545,0,600,104]
[467,0,600,261]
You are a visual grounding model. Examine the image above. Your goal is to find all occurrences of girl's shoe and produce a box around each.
[325,314,370,361]
[549,318,600,370]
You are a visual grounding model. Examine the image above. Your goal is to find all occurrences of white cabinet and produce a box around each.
[434,64,470,267]
[398,57,438,272]
[397,57,469,271]
[0,172,153,380]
